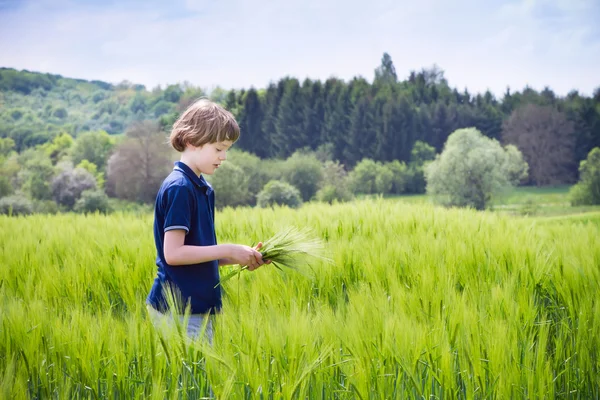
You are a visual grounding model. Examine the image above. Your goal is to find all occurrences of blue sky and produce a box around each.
[0,0,598,97]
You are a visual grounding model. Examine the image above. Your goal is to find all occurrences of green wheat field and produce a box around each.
[1,199,599,399]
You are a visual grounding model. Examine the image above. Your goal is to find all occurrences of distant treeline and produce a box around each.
[1,53,599,185]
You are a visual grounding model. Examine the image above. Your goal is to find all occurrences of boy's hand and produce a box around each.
[228,244,265,271]
[254,242,271,267]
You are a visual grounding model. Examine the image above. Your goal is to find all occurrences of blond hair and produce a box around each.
[169,98,240,152]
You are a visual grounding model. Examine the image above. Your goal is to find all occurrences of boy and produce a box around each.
[146,98,266,341]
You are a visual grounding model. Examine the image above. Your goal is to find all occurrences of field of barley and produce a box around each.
[1,199,599,399]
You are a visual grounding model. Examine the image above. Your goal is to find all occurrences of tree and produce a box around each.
[348,158,393,195]
[236,88,264,155]
[280,152,324,201]
[18,150,55,201]
[564,95,600,166]
[105,121,174,203]
[569,147,600,205]
[0,137,15,157]
[405,141,436,194]
[225,149,272,204]
[129,93,147,114]
[162,84,183,103]
[77,159,105,189]
[0,138,17,197]
[502,104,576,185]
[425,128,528,210]
[274,79,306,158]
[0,153,19,198]
[152,100,175,117]
[322,78,351,163]
[70,130,115,172]
[51,162,98,209]
[53,107,68,119]
[385,160,409,194]
[207,162,251,208]
[302,79,324,150]
[346,96,376,166]
[43,133,73,164]
[260,82,285,158]
[374,52,398,84]
[316,160,352,203]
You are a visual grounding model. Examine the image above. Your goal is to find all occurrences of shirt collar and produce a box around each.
[173,161,213,194]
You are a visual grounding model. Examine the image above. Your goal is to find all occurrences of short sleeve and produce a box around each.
[163,184,193,234]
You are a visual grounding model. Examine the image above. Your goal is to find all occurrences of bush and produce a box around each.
[405,141,437,194]
[280,152,324,201]
[226,150,273,204]
[569,147,600,206]
[74,189,112,214]
[33,200,59,214]
[316,160,352,203]
[256,180,302,209]
[348,159,393,195]
[404,164,427,194]
[208,162,251,208]
[385,160,409,194]
[0,194,33,216]
[316,185,353,204]
[375,164,394,194]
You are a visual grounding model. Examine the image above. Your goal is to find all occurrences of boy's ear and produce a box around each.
[185,142,197,151]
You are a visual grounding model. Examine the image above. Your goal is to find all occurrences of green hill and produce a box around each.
[0,67,205,151]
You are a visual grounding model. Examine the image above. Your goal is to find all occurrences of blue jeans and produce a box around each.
[146,304,214,344]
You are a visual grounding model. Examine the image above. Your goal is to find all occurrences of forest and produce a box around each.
[1,53,599,213]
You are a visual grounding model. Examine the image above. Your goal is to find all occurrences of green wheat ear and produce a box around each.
[217,226,332,286]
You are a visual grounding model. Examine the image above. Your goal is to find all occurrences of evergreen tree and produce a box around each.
[236,88,264,156]
[302,79,324,150]
[322,78,350,163]
[374,52,398,85]
[274,78,306,158]
[346,96,376,166]
[260,81,286,158]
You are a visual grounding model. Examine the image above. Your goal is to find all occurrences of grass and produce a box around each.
[1,198,599,398]
[386,185,600,218]
[490,185,600,217]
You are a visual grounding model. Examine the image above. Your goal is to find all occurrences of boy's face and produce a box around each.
[187,140,233,176]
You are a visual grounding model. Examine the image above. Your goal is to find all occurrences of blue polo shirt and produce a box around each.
[146,161,222,315]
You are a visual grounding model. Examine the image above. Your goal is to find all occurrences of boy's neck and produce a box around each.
[178,156,201,177]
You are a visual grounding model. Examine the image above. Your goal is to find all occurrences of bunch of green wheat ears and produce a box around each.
[218,226,331,286]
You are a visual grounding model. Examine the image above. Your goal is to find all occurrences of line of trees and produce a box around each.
[169,54,597,187]
[1,53,599,214]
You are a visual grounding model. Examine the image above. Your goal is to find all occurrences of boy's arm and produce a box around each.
[218,258,235,266]
[164,230,265,270]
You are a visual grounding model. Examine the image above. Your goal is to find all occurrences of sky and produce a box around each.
[0,0,598,97]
